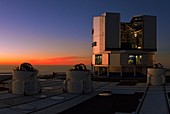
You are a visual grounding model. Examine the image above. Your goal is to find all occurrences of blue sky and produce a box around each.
[0,0,170,66]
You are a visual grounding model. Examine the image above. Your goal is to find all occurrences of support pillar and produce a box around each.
[121,66,123,77]
[98,67,100,77]
[107,67,109,77]
[134,66,136,77]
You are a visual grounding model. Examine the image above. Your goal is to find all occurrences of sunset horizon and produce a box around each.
[0,56,91,65]
[0,0,170,68]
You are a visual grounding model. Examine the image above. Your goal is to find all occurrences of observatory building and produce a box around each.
[92,12,156,77]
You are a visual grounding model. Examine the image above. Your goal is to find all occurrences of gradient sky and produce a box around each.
[0,0,170,66]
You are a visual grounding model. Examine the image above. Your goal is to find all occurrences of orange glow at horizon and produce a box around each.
[0,56,91,65]
[0,58,24,65]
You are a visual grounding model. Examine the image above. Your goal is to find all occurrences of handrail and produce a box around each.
[163,86,170,114]
[135,85,149,114]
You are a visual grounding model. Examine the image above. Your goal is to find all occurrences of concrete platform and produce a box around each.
[139,86,169,114]
[0,78,170,114]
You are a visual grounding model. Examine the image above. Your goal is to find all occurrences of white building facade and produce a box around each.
[92,12,157,77]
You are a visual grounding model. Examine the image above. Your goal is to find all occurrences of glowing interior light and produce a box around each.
[134,33,137,37]
[138,47,142,49]
[129,55,134,57]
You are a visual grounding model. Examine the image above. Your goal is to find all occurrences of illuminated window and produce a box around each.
[128,55,142,65]
[95,55,102,65]
[121,16,143,49]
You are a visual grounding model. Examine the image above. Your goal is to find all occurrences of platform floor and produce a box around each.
[0,78,170,114]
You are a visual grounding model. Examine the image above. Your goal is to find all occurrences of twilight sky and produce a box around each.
[0,0,170,66]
